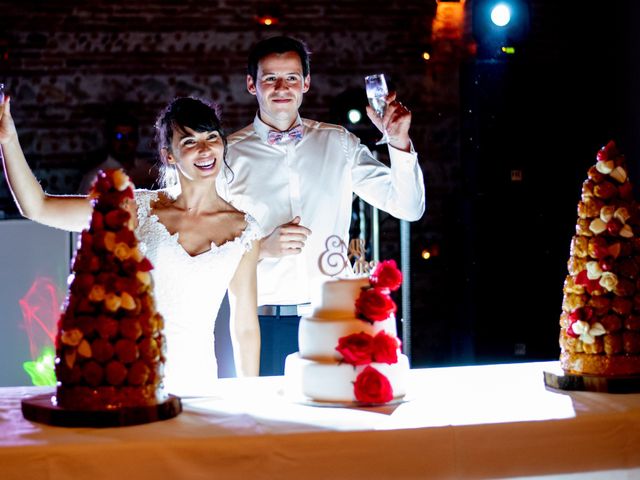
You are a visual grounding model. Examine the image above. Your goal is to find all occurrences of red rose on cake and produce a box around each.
[356,287,396,322]
[353,365,393,403]
[369,259,403,292]
[337,330,400,366]
[372,331,400,364]
[336,332,374,365]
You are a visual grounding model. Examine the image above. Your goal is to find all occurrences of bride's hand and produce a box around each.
[0,97,18,146]
[259,216,312,259]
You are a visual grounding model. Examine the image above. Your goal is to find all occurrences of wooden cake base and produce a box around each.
[21,393,182,427]
[544,370,640,394]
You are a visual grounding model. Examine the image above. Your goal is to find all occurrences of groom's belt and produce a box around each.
[257,304,311,317]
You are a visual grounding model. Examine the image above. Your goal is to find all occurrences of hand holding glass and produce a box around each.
[364,74,389,145]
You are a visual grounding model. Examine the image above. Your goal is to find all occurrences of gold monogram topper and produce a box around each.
[318,235,377,278]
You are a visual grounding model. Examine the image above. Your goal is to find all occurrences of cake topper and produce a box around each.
[318,235,377,277]
[348,238,376,276]
[318,235,349,277]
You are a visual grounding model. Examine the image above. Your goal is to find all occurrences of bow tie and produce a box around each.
[267,125,304,145]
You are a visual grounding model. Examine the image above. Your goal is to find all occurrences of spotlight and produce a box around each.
[255,3,281,27]
[256,15,278,26]
[347,109,362,124]
[472,0,530,58]
[420,243,440,260]
[490,3,511,27]
[418,43,433,62]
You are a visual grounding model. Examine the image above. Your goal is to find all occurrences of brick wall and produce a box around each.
[0,0,473,365]
[0,0,438,183]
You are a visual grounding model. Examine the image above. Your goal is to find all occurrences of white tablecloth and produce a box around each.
[2,361,640,479]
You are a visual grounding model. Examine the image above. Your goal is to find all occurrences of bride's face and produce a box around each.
[166,125,224,181]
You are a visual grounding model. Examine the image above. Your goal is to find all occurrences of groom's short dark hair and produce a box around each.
[247,36,311,82]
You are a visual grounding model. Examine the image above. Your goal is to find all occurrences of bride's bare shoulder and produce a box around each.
[150,189,175,210]
[218,199,247,219]
[227,209,249,228]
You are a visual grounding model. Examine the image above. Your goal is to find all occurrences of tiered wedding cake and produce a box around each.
[285,253,409,404]
[54,169,168,409]
[560,141,640,376]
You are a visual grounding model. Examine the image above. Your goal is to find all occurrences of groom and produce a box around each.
[220,36,426,376]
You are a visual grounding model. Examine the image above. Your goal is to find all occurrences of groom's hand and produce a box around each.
[259,216,311,259]
[365,91,412,152]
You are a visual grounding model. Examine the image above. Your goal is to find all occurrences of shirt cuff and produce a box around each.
[388,140,418,166]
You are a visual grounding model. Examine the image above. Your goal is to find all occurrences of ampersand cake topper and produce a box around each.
[318,235,377,278]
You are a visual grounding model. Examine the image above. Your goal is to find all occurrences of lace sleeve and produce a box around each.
[134,189,156,223]
[241,214,264,252]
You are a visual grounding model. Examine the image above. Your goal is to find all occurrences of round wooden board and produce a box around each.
[21,393,182,427]
[544,370,640,394]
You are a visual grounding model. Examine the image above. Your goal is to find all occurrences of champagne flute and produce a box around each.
[364,73,389,145]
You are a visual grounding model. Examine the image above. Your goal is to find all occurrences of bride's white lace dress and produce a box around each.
[134,190,262,396]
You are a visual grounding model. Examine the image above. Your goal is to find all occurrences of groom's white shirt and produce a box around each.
[219,114,425,306]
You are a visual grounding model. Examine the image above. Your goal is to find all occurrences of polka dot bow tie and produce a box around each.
[267,125,304,145]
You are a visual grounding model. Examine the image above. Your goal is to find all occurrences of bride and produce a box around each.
[0,95,261,396]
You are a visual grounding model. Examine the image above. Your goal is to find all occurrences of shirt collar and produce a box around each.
[253,113,303,144]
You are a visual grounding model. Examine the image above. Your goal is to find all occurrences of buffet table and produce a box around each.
[2,361,640,480]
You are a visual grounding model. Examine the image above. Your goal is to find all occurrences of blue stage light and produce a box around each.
[472,0,530,58]
[490,3,511,27]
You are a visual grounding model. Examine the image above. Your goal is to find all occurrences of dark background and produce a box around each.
[453,1,640,365]
[1,0,640,368]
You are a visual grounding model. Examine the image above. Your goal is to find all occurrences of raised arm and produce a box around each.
[0,97,92,232]
[228,239,261,377]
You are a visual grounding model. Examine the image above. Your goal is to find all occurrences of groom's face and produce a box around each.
[247,51,310,129]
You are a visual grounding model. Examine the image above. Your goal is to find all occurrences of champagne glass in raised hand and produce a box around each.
[364,73,389,145]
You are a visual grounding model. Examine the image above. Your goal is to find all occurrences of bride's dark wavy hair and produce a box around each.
[154,96,233,188]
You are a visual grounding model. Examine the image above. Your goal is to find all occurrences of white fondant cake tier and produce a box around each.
[311,277,370,319]
[284,352,409,403]
[299,315,397,360]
